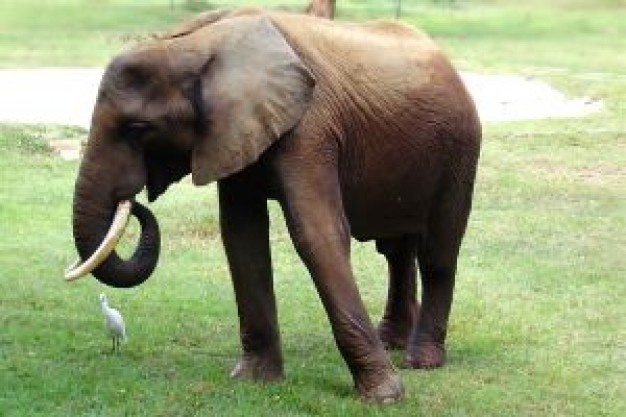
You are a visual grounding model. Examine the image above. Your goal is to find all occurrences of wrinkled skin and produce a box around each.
[70,8,481,403]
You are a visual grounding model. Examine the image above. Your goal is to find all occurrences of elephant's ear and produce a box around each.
[191,16,315,186]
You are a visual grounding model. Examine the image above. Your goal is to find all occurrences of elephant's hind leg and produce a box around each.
[375,236,419,350]
[405,256,454,369]
[405,185,473,369]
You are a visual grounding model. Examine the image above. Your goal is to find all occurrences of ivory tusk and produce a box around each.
[65,200,133,282]
[65,259,81,274]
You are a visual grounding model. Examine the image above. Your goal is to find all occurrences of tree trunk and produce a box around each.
[306,0,336,19]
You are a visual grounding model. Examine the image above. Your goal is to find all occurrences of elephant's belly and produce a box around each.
[342,187,433,242]
[348,216,426,242]
[338,130,446,242]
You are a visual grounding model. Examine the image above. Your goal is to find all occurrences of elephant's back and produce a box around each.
[272,13,480,241]
[271,13,472,129]
[271,13,443,75]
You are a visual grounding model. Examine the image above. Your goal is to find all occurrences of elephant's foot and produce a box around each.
[356,370,404,403]
[377,319,411,350]
[378,305,419,350]
[230,351,284,382]
[405,341,446,369]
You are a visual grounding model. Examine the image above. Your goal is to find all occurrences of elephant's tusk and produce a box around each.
[65,259,81,274]
[65,200,133,282]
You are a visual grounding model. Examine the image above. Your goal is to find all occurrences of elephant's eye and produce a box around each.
[120,121,152,145]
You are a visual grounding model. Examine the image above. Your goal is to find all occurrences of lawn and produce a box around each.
[1,0,625,416]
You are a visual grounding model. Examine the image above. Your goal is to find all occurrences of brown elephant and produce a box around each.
[65,8,481,403]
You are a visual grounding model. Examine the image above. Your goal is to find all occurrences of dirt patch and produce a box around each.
[48,139,82,160]
[461,73,602,122]
[0,68,103,128]
[0,68,604,160]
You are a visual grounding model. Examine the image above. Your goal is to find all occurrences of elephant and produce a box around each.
[65,8,481,403]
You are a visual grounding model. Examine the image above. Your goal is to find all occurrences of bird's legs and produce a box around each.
[111,337,121,353]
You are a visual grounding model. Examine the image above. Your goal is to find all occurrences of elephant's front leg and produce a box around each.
[276,157,403,403]
[218,176,283,382]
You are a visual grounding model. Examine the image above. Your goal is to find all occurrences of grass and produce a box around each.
[1,0,625,415]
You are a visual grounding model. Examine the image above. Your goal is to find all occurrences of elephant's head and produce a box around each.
[65,12,315,288]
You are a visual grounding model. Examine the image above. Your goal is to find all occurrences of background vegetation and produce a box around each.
[0,0,624,415]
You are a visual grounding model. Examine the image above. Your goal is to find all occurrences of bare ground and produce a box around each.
[0,67,602,158]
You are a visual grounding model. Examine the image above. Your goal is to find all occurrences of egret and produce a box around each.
[99,293,126,352]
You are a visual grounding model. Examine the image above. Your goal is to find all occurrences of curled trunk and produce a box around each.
[72,185,160,288]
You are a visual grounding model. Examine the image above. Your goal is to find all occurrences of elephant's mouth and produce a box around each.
[65,199,134,281]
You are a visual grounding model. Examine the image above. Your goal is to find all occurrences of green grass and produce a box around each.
[1,0,625,415]
[1,0,625,69]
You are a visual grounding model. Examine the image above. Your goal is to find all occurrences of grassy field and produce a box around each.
[1,0,625,415]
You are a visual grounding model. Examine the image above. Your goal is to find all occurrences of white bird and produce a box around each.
[99,293,126,352]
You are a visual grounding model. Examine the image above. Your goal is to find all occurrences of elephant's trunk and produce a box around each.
[68,172,161,288]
